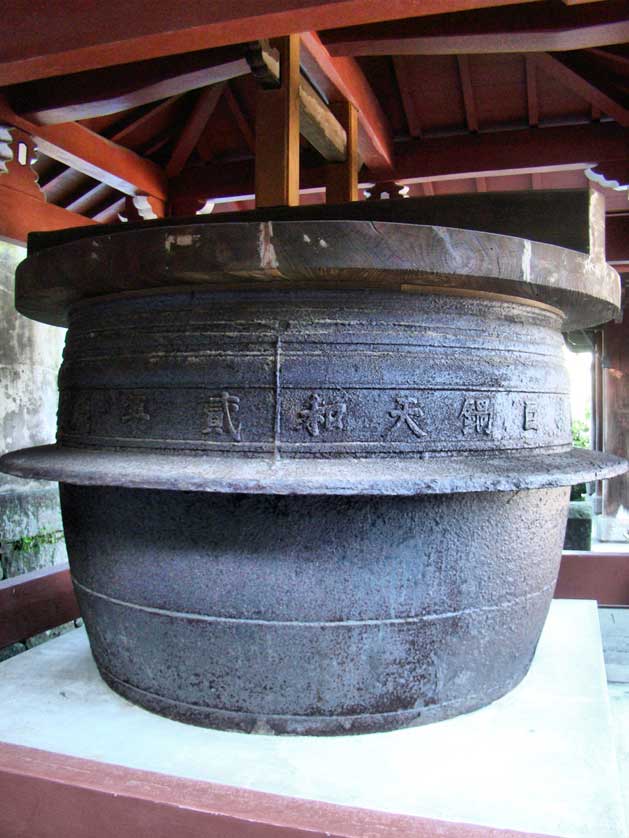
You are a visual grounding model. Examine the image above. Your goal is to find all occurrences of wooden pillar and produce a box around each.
[602,313,629,519]
[325,101,358,204]
[255,35,300,208]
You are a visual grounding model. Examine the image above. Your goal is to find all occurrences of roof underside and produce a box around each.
[0,0,627,257]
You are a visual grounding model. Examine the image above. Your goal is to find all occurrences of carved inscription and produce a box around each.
[459,398,493,436]
[296,393,347,437]
[121,394,150,424]
[202,392,242,442]
[388,396,427,438]
[523,401,538,431]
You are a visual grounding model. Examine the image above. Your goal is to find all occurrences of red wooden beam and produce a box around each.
[299,31,393,173]
[224,85,255,154]
[170,122,629,203]
[0,565,79,649]
[322,1,629,56]
[525,56,539,127]
[0,0,543,85]
[0,742,562,838]
[0,97,168,200]
[8,47,250,125]
[457,55,479,133]
[393,56,423,138]
[393,121,629,183]
[535,52,629,128]
[556,551,629,606]
[108,96,187,151]
[166,83,226,178]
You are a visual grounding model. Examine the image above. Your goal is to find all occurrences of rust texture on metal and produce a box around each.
[0,196,626,735]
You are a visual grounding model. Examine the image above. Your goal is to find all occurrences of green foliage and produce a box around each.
[12,529,64,552]
[571,418,590,450]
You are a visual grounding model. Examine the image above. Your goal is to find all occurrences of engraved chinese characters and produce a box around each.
[56,290,571,455]
[202,392,242,442]
[459,398,493,436]
[296,393,347,437]
[524,400,539,431]
[388,396,427,438]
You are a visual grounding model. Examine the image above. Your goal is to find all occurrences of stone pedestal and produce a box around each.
[0,600,624,837]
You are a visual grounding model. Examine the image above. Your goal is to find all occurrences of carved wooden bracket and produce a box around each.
[0,127,43,199]
[120,194,165,221]
[587,161,629,193]
[364,181,410,201]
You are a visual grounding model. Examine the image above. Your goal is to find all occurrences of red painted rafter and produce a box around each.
[457,55,479,133]
[322,1,629,56]
[536,52,629,128]
[525,56,539,127]
[8,47,250,125]
[300,31,393,173]
[224,85,255,154]
[0,97,168,200]
[166,83,226,177]
[109,96,186,150]
[392,57,423,138]
[0,0,545,85]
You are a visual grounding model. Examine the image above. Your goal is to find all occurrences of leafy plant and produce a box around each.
[12,530,64,552]
[571,418,590,449]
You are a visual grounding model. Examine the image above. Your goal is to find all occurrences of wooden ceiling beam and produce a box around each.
[92,196,126,224]
[0,0,543,85]
[300,32,393,173]
[64,182,114,215]
[0,97,168,200]
[166,83,226,177]
[525,56,539,127]
[170,122,629,203]
[322,1,629,56]
[457,56,479,133]
[392,57,423,138]
[0,185,97,244]
[535,52,629,128]
[224,85,255,154]
[393,121,628,183]
[7,47,250,125]
[109,96,186,150]
[253,42,348,164]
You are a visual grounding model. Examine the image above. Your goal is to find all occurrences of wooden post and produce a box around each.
[325,100,358,204]
[255,35,300,208]
[602,315,629,520]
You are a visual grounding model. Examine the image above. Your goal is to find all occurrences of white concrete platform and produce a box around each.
[0,600,625,838]
[601,607,629,683]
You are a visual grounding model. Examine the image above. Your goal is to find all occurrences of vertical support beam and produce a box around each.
[325,100,358,204]
[602,315,629,520]
[592,328,604,512]
[255,35,300,208]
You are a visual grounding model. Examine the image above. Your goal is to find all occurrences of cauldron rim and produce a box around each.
[1,444,624,495]
[14,220,620,331]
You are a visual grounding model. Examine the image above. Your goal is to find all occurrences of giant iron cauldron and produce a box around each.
[1,203,626,735]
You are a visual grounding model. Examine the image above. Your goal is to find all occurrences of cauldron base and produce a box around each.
[62,483,569,735]
[98,665,530,735]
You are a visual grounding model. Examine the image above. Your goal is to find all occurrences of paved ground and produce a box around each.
[602,607,629,833]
